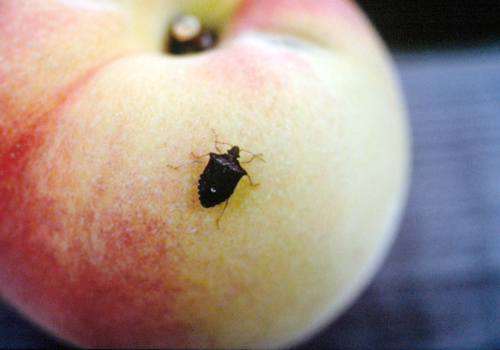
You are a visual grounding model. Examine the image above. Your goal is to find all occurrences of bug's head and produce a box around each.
[227,146,240,159]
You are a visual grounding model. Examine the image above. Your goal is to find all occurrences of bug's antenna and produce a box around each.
[212,129,225,153]
[240,151,265,163]
[212,129,265,162]
[212,128,240,152]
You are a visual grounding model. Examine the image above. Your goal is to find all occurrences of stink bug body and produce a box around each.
[168,130,264,227]
[198,146,248,208]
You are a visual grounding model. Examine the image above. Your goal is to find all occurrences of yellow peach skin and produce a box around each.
[0,0,410,348]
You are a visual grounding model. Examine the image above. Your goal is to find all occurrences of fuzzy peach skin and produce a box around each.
[0,0,410,348]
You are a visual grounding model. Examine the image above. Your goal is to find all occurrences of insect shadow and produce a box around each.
[168,130,265,228]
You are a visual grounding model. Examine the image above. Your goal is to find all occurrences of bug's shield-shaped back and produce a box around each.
[198,153,247,208]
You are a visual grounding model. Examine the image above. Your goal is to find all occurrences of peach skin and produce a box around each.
[0,0,410,348]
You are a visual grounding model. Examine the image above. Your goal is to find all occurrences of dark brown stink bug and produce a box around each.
[168,130,264,227]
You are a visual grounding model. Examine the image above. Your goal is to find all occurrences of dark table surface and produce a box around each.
[2,45,500,349]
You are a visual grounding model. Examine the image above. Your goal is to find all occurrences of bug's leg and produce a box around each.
[167,153,209,169]
[216,200,229,229]
[191,152,210,160]
[245,174,259,187]
[167,159,205,169]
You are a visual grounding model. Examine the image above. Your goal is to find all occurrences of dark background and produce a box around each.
[2,1,500,348]
[358,0,500,49]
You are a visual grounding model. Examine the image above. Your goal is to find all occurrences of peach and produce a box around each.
[0,0,410,348]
